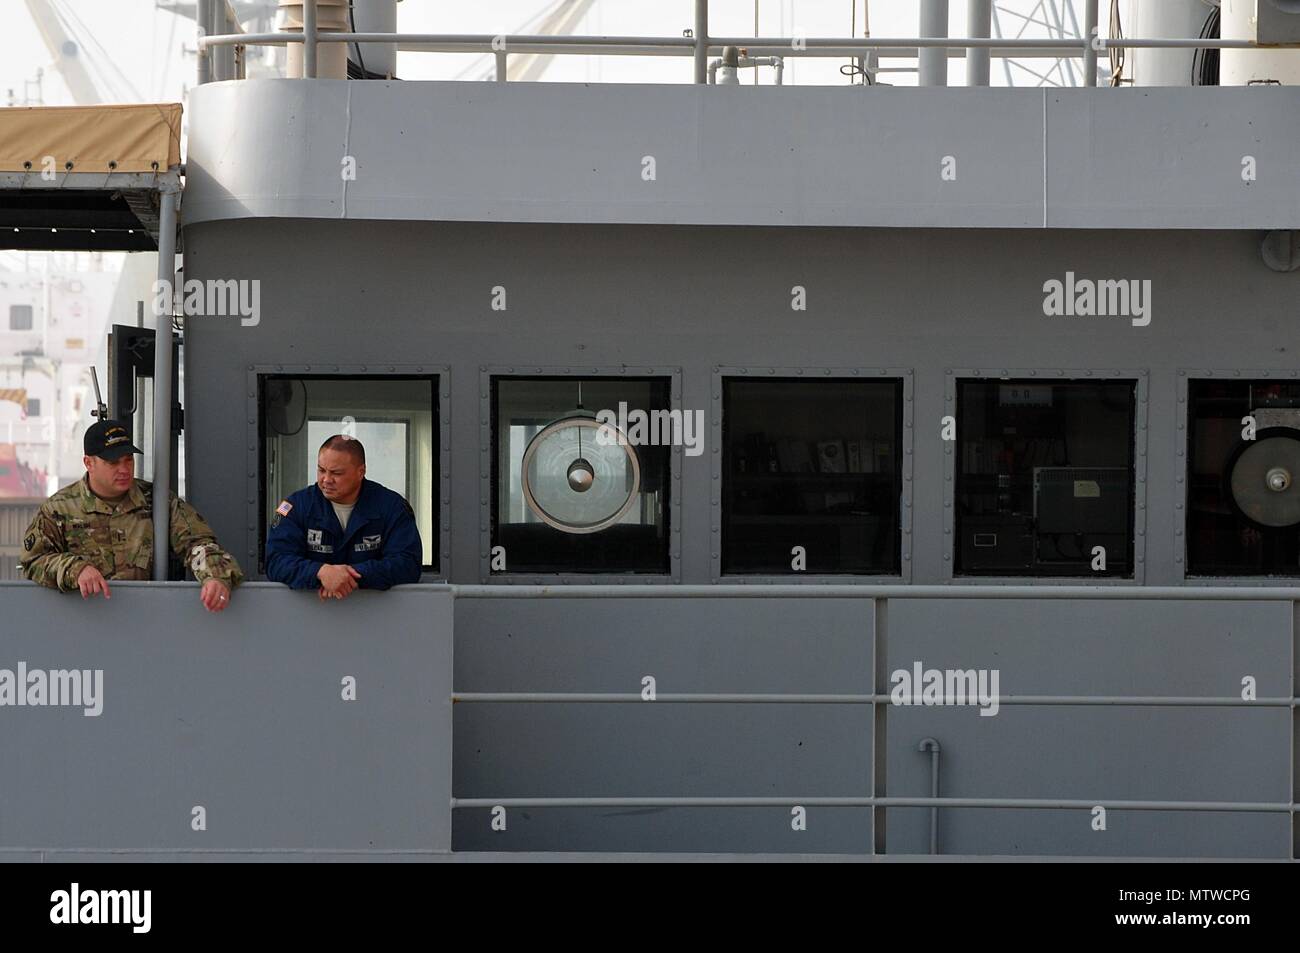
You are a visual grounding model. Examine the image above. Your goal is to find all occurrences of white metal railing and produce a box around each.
[195,0,1279,87]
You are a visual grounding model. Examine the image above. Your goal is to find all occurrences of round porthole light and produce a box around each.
[521,416,641,534]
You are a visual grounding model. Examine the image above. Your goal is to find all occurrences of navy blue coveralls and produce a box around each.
[265,479,422,590]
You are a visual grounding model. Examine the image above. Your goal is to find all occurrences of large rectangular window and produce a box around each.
[492,376,671,575]
[259,375,437,571]
[955,379,1135,577]
[1187,379,1300,576]
[722,378,903,575]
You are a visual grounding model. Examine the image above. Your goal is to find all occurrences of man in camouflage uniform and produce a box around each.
[19,419,244,612]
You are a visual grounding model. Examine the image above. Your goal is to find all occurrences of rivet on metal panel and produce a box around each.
[1055,370,1064,377]
[943,554,950,560]
[1178,370,1186,376]
[740,368,748,375]
[904,555,911,561]
[945,369,952,375]
[796,369,803,375]
[1234,371,1241,377]
[1262,371,1270,378]
[944,500,951,507]
[1206,370,1214,377]
[305,366,311,371]
[711,553,718,559]
[1177,476,1184,483]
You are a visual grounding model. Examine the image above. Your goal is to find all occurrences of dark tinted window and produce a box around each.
[1187,379,1300,576]
[955,379,1135,577]
[722,378,902,575]
[492,377,671,574]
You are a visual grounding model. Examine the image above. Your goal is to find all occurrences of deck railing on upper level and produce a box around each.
[194,0,1277,87]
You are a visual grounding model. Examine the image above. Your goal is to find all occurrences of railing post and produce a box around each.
[303,0,318,79]
[966,0,991,86]
[919,0,950,87]
[694,0,709,84]
[197,0,212,85]
[150,186,180,581]
[1084,0,1099,87]
[495,50,508,82]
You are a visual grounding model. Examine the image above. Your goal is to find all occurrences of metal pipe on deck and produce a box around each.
[303,0,317,78]
[919,0,949,86]
[965,0,990,86]
[1083,0,1098,86]
[694,0,708,84]
[150,187,179,581]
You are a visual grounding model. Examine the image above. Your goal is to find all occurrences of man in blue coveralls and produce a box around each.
[266,434,422,599]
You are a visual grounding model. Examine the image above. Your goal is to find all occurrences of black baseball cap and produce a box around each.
[84,419,142,461]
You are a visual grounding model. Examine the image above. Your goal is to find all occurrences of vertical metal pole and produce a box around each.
[966,0,991,86]
[872,598,889,855]
[197,0,212,85]
[694,0,708,84]
[919,738,941,854]
[1083,0,1099,87]
[303,0,318,79]
[919,0,949,87]
[151,187,179,581]
[495,50,508,81]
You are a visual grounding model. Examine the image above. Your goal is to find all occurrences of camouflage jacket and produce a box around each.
[19,477,245,592]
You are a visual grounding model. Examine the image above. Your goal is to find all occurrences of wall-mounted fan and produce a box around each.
[520,381,640,534]
[265,378,308,436]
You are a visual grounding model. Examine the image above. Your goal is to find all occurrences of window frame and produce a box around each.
[1178,367,1300,583]
[248,364,450,579]
[711,366,914,584]
[481,365,682,584]
[944,368,1148,585]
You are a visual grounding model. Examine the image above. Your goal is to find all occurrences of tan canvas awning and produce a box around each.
[0,103,182,174]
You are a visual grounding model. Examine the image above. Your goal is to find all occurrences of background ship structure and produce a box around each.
[2,0,1300,861]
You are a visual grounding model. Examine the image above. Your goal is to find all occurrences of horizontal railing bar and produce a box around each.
[199,32,1267,53]
[452,584,1300,600]
[451,796,1298,812]
[453,692,1297,707]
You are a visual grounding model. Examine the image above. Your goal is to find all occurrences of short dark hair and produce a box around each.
[318,434,366,465]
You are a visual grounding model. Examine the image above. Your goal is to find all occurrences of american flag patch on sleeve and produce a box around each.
[276,500,293,516]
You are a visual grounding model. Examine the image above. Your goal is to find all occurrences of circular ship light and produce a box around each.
[521,415,640,534]
[1229,430,1300,528]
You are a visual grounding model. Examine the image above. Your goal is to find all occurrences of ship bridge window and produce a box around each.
[259,375,438,571]
[1187,379,1300,576]
[492,376,671,575]
[722,378,903,575]
[955,379,1135,577]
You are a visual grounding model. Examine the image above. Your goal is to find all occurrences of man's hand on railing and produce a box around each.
[200,579,232,613]
[77,564,111,600]
[317,564,362,601]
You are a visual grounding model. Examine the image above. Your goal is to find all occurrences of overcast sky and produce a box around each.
[1,0,1100,109]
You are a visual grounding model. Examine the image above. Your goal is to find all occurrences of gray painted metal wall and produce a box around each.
[180,220,1298,587]
[3,584,1293,858]
[185,81,1300,230]
[0,582,453,859]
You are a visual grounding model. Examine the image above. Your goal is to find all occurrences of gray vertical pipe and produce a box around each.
[303,0,318,79]
[151,187,179,581]
[919,0,949,87]
[694,0,708,84]
[966,0,991,86]
[197,0,212,85]
[1083,0,1099,86]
